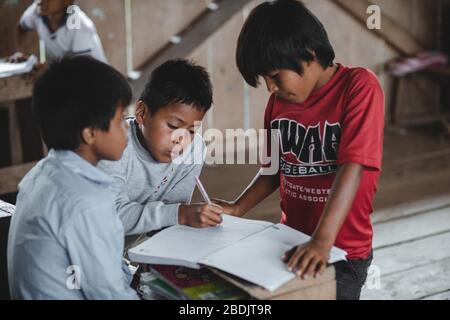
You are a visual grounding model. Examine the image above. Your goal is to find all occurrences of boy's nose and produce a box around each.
[172,134,184,145]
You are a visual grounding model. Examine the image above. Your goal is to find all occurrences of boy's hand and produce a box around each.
[282,238,331,279]
[178,203,223,228]
[211,199,242,217]
[6,52,29,63]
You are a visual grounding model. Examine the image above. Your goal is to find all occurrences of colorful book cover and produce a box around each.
[140,272,184,300]
[150,265,250,300]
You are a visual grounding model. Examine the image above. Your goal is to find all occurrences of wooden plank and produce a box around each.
[210,265,335,300]
[361,257,450,300]
[0,107,11,167]
[373,207,450,249]
[77,0,127,74]
[8,103,23,165]
[132,0,253,99]
[131,0,207,70]
[271,281,335,300]
[0,0,39,57]
[374,167,450,210]
[372,193,450,224]
[372,231,450,276]
[331,0,424,55]
[202,8,245,132]
[421,290,450,300]
[0,75,34,104]
[0,162,36,195]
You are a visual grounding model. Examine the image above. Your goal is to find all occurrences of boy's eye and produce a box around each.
[167,123,178,130]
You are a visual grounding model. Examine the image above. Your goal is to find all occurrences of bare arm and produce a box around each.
[284,163,363,278]
[213,168,280,217]
[313,163,363,246]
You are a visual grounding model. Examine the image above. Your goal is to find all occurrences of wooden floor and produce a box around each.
[194,124,450,300]
[361,194,450,300]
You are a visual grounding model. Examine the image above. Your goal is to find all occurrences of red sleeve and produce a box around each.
[337,70,385,171]
[262,94,276,168]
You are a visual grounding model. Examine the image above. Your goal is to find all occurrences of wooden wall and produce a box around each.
[0,0,442,131]
[76,0,128,74]
[131,0,208,70]
[0,0,38,57]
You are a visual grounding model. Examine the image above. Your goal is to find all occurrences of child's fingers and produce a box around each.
[206,203,223,214]
[303,257,320,279]
[315,262,327,278]
[287,248,305,272]
[200,217,219,228]
[203,210,223,224]
[282,246,296,262]
[295,252,313,277]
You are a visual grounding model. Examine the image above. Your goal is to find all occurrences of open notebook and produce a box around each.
[128,215,347,292]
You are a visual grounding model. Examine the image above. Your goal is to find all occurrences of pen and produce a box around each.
[195,176,211,204]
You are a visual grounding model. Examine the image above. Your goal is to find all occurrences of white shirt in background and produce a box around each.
[19,2,108,63]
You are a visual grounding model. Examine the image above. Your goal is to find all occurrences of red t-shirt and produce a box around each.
[263,64,385,259]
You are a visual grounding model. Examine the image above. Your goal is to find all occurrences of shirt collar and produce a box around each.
[41,11,69,35]
[50,149,115,186]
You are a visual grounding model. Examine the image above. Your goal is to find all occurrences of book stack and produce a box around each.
[139,265,250,300]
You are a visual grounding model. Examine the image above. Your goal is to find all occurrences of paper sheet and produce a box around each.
[128,215,272,268]
[0,55,38,78]
[201,224,347,291]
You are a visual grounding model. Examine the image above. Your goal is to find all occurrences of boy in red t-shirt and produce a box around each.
[214,0,384,300]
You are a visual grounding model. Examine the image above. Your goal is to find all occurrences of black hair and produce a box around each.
[236,0,335,87]
[32,56,132,150]
[140,59,213,114]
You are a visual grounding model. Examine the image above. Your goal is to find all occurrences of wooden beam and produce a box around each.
[131,0,252,99]
[331,0,425,56]
[0,74,33,104]
[77,0,128,75]
[7,103,23,165]
[131,0,208,71]
[0,162,36,195]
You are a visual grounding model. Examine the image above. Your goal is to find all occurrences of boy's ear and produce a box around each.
[80,127,97,145]
[135,100,149,125]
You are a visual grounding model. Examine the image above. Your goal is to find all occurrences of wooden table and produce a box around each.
[0,74,34,104]
[390,66,450,136]
[0,73,41,196]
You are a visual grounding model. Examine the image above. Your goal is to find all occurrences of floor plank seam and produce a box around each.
[375,257,450,278]
[374,229,450,251]
[373,204,450,226]
[417,289,450,300]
